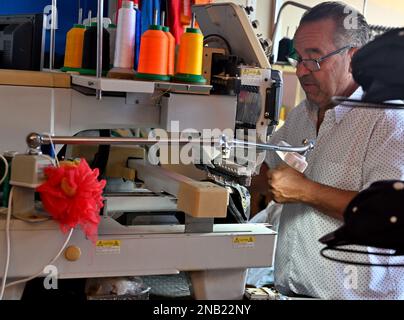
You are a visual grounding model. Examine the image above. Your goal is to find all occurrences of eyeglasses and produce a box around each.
[287,45,353,72]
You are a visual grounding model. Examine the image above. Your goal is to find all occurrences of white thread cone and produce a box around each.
[114,1,136,69]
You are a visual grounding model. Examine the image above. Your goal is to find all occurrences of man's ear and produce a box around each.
[348,47,359,73]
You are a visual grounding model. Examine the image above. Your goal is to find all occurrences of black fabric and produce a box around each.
[277,37,294,63]
[319,180,404,252]
[352,28,404,103]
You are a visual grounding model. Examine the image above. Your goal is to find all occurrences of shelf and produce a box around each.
[0,69,71,88]
[71,75,212,95]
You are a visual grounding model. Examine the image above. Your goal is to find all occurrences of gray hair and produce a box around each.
[299,1,370,48]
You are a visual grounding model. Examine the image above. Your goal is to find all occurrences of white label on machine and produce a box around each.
[233,236,256,248]
[96,240,121,255]
[240,68,271,86]
[37,159,52,182]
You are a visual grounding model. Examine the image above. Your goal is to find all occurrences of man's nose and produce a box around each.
[296,62,312,78]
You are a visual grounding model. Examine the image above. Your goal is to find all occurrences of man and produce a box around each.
[260,1,404,299]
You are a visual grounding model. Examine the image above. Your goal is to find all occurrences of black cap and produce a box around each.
[352,28,404,103]
[319,180,404,253]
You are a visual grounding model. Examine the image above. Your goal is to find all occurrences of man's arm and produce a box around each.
[268,165,357,221]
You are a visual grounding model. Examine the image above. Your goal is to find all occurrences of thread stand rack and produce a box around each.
[72,75,212,95]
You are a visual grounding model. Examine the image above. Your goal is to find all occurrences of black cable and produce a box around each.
[204,34,232,54]
[228,194,246,224]
[332,98,404,109]
[369,25,399,34]
[326,246,402,256]
[320,247,404,267]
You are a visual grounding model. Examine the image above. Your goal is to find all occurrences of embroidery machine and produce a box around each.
[0,3,313,300]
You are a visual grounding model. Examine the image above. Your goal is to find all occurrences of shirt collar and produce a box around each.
[333,87,364,124]
[303,87,364,125]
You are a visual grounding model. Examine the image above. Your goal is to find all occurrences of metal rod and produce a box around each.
[78,8,83,25]
[191,13,196,28]
[26,133,217,148]
[161,11,166,27]
[154,9,159,25]
[78,0,82,24]
[231,139,315,154]
[271,1,311,52]
[27,133,314,155]
[96,0,104,100]
[40,14,47,70]
[88,10,92,26]
[49,0,57,70]
[362,0,368,16]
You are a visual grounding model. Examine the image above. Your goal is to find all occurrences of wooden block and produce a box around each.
[105,146,145,180]
[107,164,136,180]
[158,140,208,181]
[177,181,229,218]
[161,164,207,181]
[0,69,71,88]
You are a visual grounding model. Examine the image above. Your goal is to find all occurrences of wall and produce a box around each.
[276,0,404,47]
[213,0,274,40]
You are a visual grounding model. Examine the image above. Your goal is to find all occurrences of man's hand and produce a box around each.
[267,164,358,221]
[267,164,308,203]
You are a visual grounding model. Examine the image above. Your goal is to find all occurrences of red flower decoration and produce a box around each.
[36,159,106,243]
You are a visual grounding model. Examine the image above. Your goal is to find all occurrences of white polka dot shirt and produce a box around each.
[266,87,404,299]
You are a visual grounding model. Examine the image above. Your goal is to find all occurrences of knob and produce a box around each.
[26,133,42,149]
[252,20,259,29]
[65,246,81,261]
[259,38,270,50]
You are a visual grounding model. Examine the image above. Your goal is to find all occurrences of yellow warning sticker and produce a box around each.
[241,69,262,77]
[96,240,121,255]
[233,236,256,248]
[96,240,121,247]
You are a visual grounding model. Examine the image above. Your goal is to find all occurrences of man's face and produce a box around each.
[294,19,354,108]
